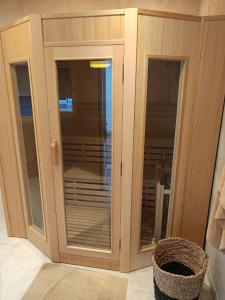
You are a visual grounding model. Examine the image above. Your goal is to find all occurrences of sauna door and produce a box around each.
[45,46,123,269]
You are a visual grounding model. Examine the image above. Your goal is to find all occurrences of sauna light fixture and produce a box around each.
[90,61,111,68]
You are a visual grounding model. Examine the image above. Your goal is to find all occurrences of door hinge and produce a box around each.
[122,63,124,83]
[120,161,123,176]
[119,239,121,251]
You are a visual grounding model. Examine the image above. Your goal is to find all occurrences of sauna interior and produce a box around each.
[0,8,225,274]
[140,59,180,247]
[58,59,113,250]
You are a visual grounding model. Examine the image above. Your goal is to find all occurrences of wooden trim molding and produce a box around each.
[120,8,138,272]
[0,16,31,32]
[60,253,120,271]
[203,15,225,21]
[44,40,124,47]
[0,8,203,35]
[0,158,11,234]
[41,9,125,19]
[41,8,202,22]
[138,8,201,21]
[0,35,26,238]
[30,14,60,261]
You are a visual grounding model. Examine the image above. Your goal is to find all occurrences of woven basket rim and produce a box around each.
[153,237,208,280]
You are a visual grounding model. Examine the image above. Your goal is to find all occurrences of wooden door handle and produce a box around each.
[51,140,58,165]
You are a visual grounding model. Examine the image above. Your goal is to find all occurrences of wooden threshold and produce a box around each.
[60,253,120,271]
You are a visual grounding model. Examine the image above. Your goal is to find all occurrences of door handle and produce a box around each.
[51,140,59,165]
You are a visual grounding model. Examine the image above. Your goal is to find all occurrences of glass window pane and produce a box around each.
[140,59,181,248]
[13,63,44,231]
[57,59,112,250]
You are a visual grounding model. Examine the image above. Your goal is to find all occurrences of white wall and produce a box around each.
[205,105,225,300]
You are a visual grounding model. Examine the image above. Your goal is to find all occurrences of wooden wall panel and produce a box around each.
[0,17,59,260]
[130,14,201,270]
[0,37,26,237]
[183,19,225,246]
[29,15,59,261]
[200,0,225,15]
[200,0,209,15]
[1,22,34,242]
[208,0,225,15]
[3,0,225,27]
[120,8,138,272]
[42,15,124,44]
[62,0,201,16]
[0,0,201,27]
[1,21,32,59]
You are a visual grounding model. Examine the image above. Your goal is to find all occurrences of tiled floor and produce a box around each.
[0,193,215,300]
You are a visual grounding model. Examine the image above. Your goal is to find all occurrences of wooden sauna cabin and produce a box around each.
[0,9,225,272]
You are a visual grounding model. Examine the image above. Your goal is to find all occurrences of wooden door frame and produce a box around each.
[130,54,189,270]
[4,56,50,253]
[44,45,124,270]
[0,37,26,237]
[0,16,59,260]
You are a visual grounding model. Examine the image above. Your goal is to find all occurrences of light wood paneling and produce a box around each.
[201,0,225,16]
[120,8,138,272]
[208,0,225,15]
[130,14,201,270]
[0,17,59,260]
[1,20,49,252]
[200,0,210,15]
[42,10,125,18]
[0,0,201,27]
[62,1,201,16]
[0,7,224,274]
[0,16,31,32]
[29,15,59,261]
[0,160,11,233]
[60,253,119,270]
[42,15,125,44]
[0,35,26,237]
[183,19,225,246]
[1,21,31,59]
[138,8,201,21]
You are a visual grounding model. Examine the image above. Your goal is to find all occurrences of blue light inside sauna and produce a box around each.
[105,60,112,133]
[59,98,73,112]
[19,96,33,116]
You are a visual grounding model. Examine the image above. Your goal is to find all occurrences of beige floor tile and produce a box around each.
[0,192,214,300]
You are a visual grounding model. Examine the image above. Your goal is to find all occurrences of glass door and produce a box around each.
[130,57,186,270]
[11,63,44,232]
[6,59,54,256]
[45,46,123,269]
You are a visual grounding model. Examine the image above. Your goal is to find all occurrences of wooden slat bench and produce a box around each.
[61,136,173,249]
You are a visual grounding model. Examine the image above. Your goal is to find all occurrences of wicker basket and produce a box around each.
[153,238,208,300]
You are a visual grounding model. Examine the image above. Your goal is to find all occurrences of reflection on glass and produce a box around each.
[140,60,181,248]
[14,63,44,230]
[57,59,112,250]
